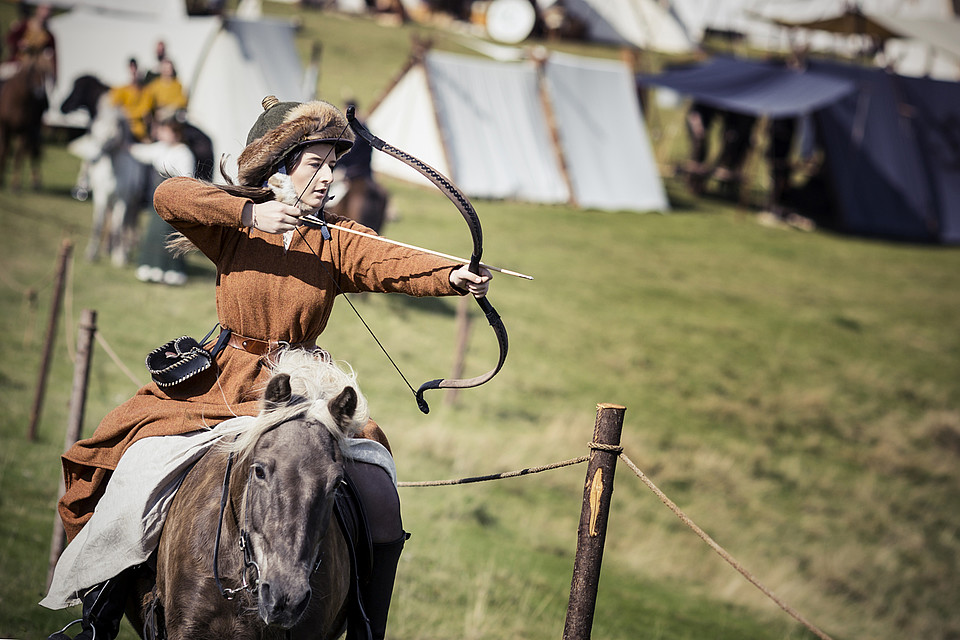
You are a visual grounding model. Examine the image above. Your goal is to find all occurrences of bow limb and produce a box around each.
[347,107,508,414]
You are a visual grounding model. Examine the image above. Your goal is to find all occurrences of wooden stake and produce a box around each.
[28,239,72,441]
[444,296,473,407]
[563,403,626,640]
[47,308,96,589]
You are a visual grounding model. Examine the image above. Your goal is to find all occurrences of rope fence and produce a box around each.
[28,253,831,639]
[94,331,145,389]
[32,276,832,639]
[0,237,63,349]
[397,455,588,487]
[398,439,835,640]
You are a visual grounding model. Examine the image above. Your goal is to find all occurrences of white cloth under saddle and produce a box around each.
[41,416,396,609]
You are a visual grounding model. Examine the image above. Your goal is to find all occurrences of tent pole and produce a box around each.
[420,41,457,186]
[533,51,578,208]
[364,35,431,118]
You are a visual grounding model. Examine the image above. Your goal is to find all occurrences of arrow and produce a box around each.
[302,215,533,280]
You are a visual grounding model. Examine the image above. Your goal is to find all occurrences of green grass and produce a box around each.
[2,4,960,640]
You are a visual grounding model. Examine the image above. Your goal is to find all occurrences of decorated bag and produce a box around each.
[145,326,229,388]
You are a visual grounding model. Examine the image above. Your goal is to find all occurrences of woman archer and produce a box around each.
[43,95,492,640]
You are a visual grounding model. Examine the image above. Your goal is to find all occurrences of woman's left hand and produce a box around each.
[450,265,493,297]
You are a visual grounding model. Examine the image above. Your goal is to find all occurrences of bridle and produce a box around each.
[213,433,337,603]
[213,450,261,600]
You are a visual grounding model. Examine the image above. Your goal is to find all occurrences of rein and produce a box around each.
[213,450,261,600]
[211,434,330,601]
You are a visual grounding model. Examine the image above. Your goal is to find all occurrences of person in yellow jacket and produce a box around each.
[108,58,150,141]
[141,58,187,119]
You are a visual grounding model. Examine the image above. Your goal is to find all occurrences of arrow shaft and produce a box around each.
[326,223,533,280]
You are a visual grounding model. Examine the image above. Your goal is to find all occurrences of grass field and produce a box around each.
[2,3,960,639]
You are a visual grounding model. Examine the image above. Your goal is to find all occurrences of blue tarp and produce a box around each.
[638,56,856,118]
[811,61,960,244]
[640,56,960,244]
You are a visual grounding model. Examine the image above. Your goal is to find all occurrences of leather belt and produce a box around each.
[226,333,317,357]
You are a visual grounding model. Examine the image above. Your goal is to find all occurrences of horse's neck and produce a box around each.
[90,101,132,150]
[18,55,51,85]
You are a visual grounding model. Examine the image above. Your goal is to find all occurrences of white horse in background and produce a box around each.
[61,75,146,266]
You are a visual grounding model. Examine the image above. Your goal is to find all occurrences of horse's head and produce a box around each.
[60,75,109,118]
[222,350,369,629]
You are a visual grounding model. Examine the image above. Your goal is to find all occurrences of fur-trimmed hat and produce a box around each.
[236,95,355,187]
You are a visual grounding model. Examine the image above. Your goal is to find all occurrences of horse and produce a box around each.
[131,350,366,639]
[61,74,215,265]
[0,51,53,190]
[61,75,147,264]
[328,175,390,234]
[327,127,390,234]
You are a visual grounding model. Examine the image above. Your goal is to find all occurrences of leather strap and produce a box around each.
[335,477,373,640]
[226,333,317,357]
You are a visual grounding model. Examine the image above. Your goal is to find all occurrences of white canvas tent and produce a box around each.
[557,0,693,53]
[667,0,954,44]
[367,50,668,212]
[774,10,960,80]
[46,4,312,177]
[666,0,959,79]
[42,0,187,19]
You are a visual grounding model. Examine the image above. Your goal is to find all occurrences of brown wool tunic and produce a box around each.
[58,177,462,541]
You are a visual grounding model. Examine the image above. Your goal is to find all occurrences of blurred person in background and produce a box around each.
[328,100,389,233]
[109,57,149,142]
[4,2,56,80]
[132,111,195,285]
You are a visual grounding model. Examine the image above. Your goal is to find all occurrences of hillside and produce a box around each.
[1,4,959,639]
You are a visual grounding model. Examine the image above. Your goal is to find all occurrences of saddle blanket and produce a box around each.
[41,416,396,609]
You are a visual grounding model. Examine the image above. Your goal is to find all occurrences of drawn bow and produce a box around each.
[346,106,508,414]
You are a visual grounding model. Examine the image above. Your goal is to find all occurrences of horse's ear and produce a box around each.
[263,373,292,408]
[328,386,358,432]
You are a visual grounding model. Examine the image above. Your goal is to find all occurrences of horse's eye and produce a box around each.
[253,465,266,480]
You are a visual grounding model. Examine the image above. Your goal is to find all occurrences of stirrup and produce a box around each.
[47,618,83,640]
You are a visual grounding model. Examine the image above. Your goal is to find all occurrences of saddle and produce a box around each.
[335,474,375,640]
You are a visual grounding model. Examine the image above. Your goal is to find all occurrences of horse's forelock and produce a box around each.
[216,349,368,461]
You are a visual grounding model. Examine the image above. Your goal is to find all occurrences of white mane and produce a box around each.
[216,348,369,460]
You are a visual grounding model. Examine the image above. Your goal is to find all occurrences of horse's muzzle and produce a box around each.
[258,581,312,628]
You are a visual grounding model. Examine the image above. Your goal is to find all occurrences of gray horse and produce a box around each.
[131,351,368,639]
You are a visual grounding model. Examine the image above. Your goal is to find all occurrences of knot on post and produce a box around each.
[587,441,623,454]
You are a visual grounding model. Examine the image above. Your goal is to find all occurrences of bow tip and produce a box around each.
[415,393,431,415]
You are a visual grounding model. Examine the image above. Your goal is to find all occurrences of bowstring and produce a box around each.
[295,229,418,398]
[285,121,419,398]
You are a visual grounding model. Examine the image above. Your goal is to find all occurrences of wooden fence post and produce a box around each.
[445,297,472,407]
[563,403,626,640]
[47,308,96,589]
[28,238,73,441]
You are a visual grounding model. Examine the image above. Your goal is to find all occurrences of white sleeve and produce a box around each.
[129,141,163,166]
[156,144,196,178]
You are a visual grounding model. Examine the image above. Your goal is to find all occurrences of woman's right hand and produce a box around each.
[242,201,304,234]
